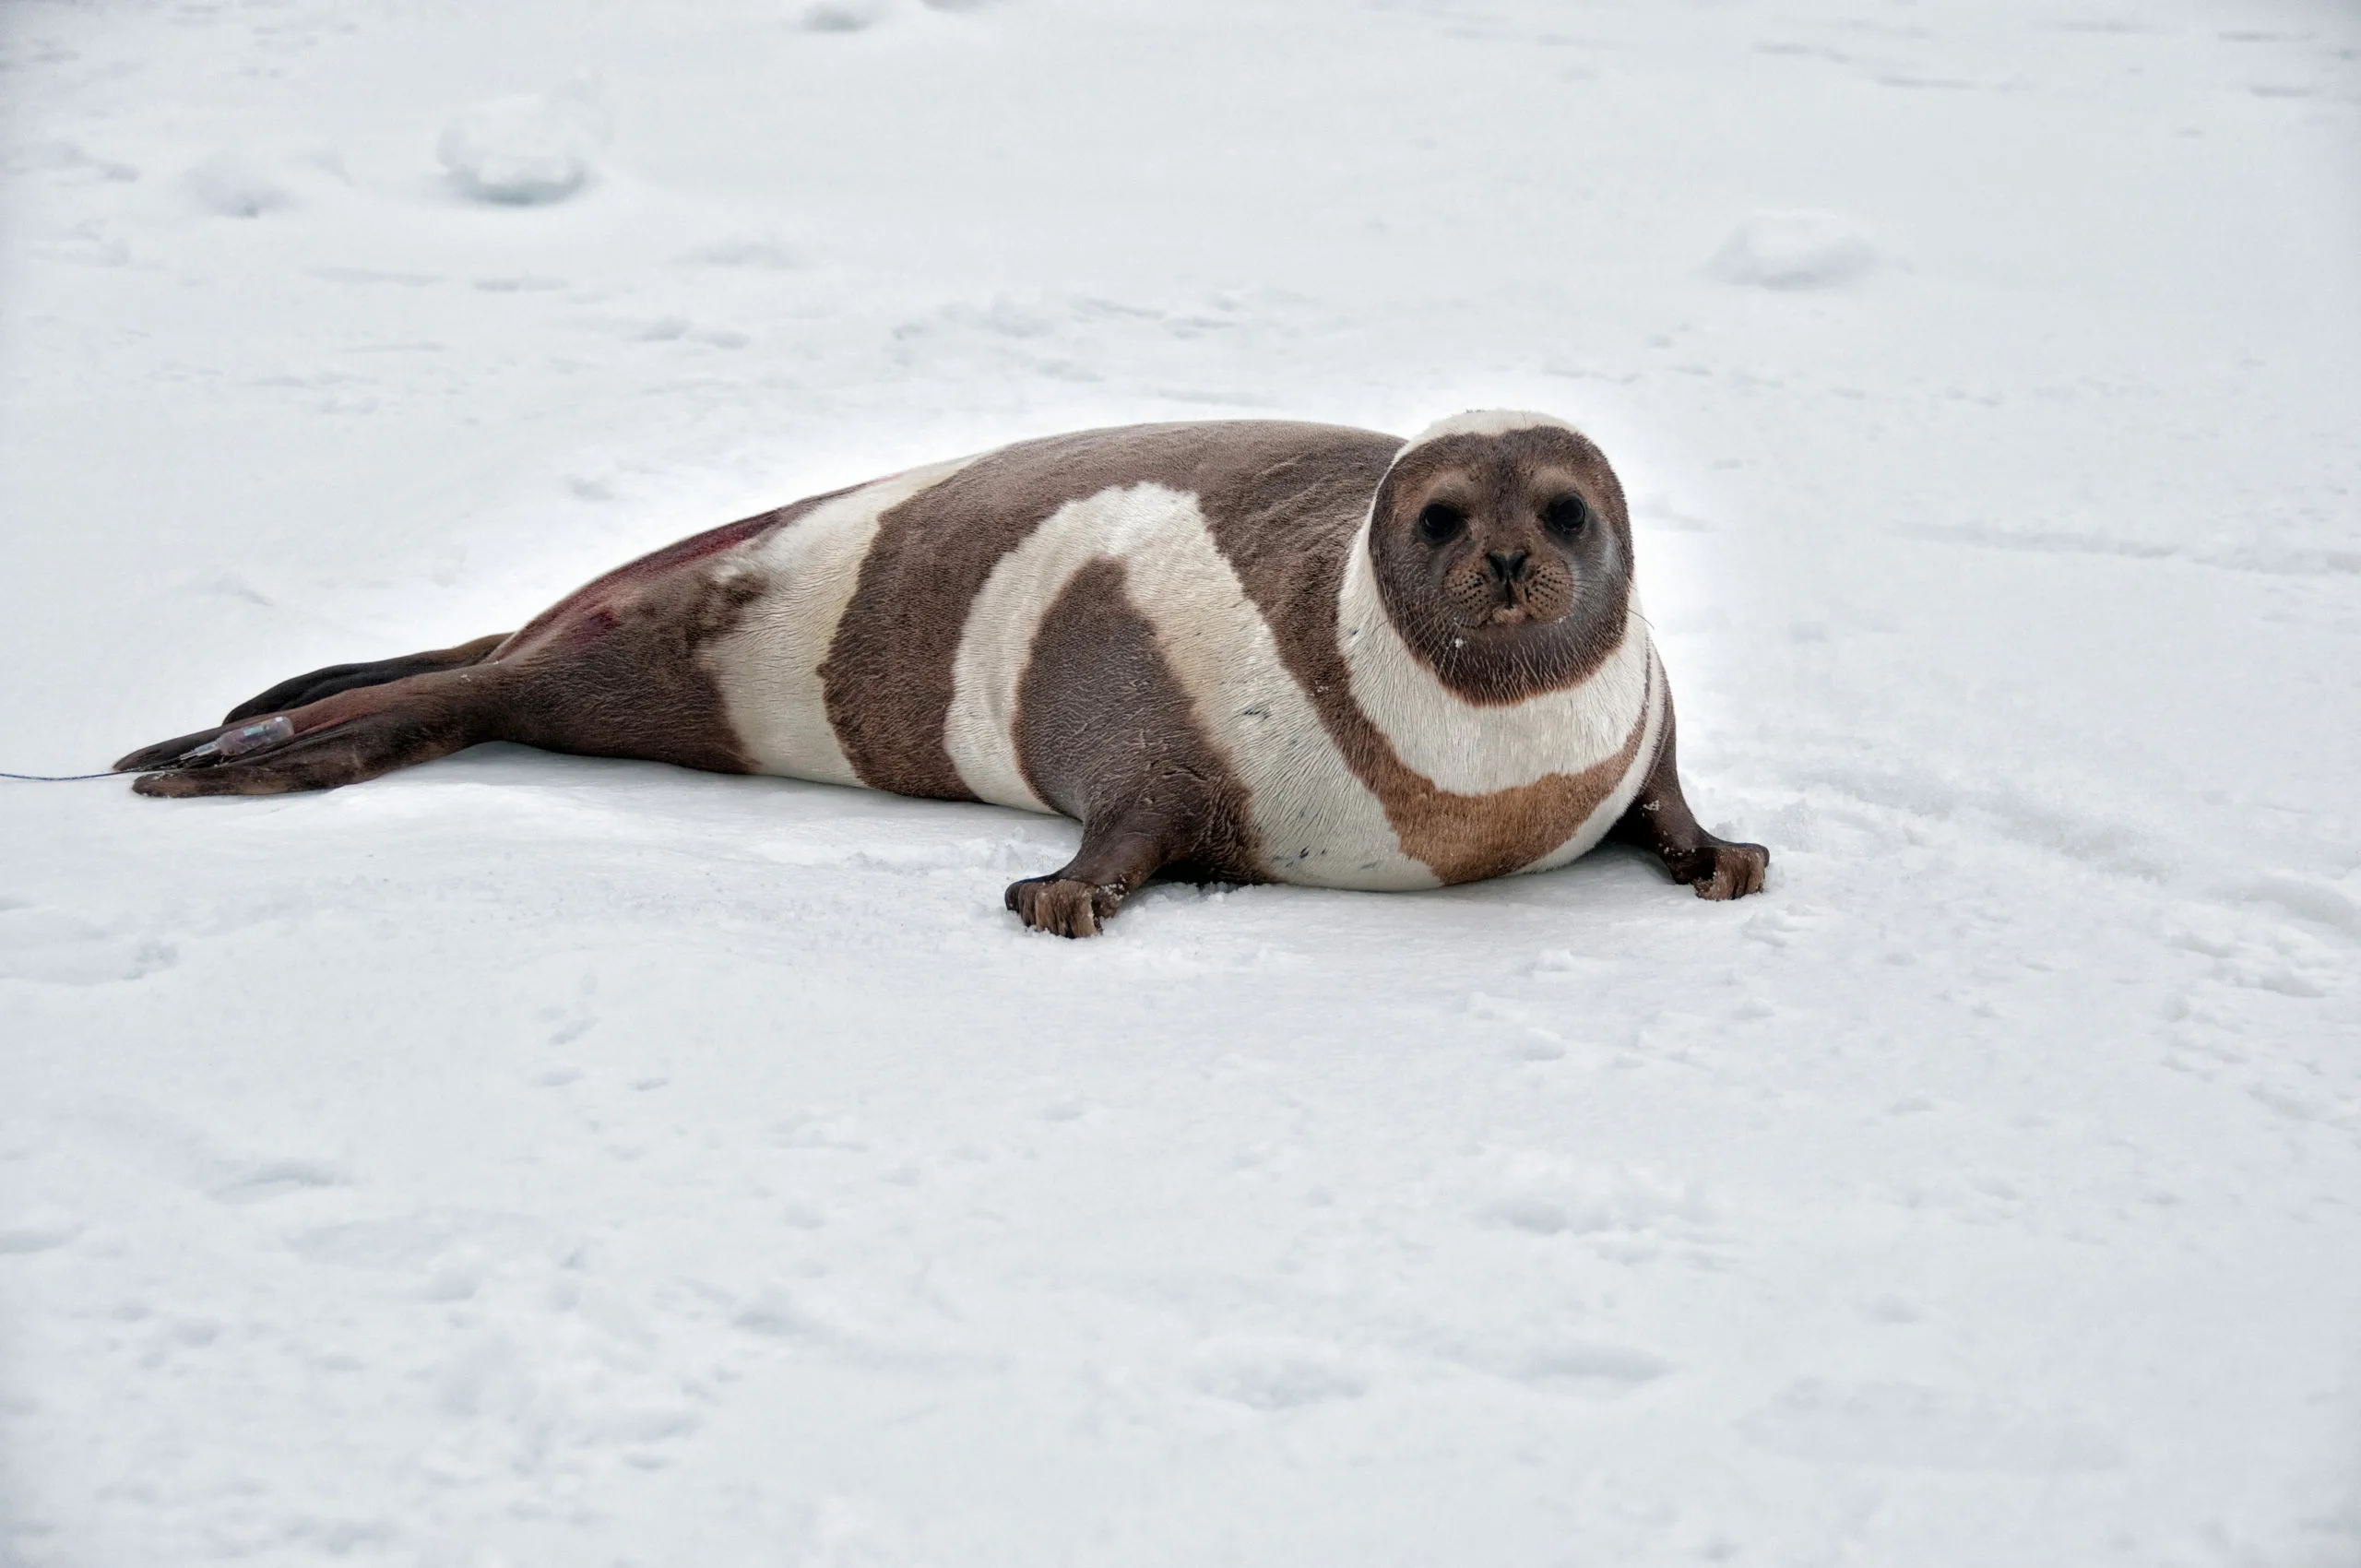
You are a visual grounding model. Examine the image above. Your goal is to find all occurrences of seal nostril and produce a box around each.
[1487,549,1528,581]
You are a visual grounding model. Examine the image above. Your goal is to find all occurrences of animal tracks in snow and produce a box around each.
[1709,210,1881,291]
[1444,1335,1674,1396]
[1904,520,2361,579]
[1473,1153,1720,1257]
[0,907,176,987]
[1188,1336,1370,1410]
[210,1158,351,1206]
[1742,1379,2122,1474]
[0,1208,85,1255]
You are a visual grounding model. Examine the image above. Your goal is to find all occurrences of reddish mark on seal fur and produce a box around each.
[498,491,850,659]
[132,490,863,795]
[220,631,514,725]
[490,567,767,776]
[1013,557,1264,884]
[435,486,876,777]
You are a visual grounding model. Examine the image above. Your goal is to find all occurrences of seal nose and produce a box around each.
[1486,549,1529,583]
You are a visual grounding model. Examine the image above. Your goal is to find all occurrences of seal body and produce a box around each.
[120,413,1768,933]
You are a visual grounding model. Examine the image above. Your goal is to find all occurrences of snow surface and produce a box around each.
[434,83,611,209]
[3,1,2359,1563]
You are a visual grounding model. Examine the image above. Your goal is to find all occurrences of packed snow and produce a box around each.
[435,83,610,208]
[3,1,2358,1564]
[1706,210,1880,291]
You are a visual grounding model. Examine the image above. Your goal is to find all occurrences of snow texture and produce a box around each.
[1708,209,1880,291]
[184,150,297,220]
[2,1,2358,1565]
[799,0,896,34]
[436,84,608,207]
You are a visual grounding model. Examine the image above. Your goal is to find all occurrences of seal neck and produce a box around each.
[1334,525,1655,792]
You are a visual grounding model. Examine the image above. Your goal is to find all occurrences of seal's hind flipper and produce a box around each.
[113,723,241,775]
[222,632,511,724]
[125,667,506,798]
[128,712,456,796]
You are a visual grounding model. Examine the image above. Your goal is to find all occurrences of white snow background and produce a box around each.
[3,1,2359,1563]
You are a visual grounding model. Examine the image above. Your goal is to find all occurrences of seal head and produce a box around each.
[1367,410,1633,706]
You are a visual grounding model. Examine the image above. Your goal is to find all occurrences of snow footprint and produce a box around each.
[1189,1336,1369,1411]
[1709,209,1880,291]
[0,907,176,986]
[1741,1379,2121,1473]
[0,1207,85,1254]
[1446,1335,1672,1397]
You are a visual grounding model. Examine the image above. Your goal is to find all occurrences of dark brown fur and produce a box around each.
[222,632,513,724]
[1003,558,1264,935]
[1368,427,1633,705]
[819,422,1400,801]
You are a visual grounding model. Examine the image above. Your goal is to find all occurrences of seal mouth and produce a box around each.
[1454,566,1565,631]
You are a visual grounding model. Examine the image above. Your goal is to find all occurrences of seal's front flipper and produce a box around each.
[1004,819,1175,938]
[1004,875,1123,938]
[1608,695,1769,901]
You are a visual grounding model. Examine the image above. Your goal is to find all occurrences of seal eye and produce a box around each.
[1416,503,1466,545]
[1544,495,1590,538]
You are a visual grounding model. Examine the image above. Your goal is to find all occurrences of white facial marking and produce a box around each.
[1398,408,1586,453]
[705,457,976,785]
[1335,529,1655,797]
